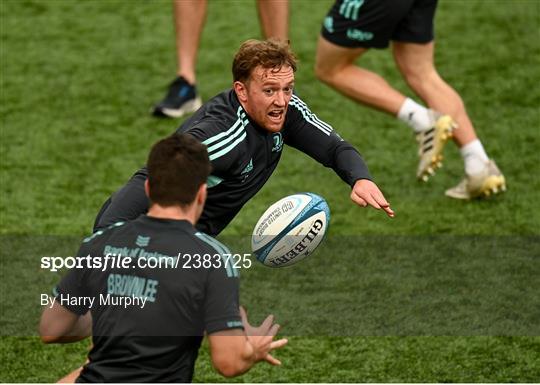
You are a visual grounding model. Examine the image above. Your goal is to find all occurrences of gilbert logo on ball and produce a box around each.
[251,193,330,267]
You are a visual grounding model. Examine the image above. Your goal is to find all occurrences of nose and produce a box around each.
[274,91,286,107]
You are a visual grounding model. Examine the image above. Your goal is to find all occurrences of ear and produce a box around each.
[233,81,248,103]
[144,179,150,198]
[197,183,207,206]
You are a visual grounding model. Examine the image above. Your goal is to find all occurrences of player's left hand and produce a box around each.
[351,179,395,218]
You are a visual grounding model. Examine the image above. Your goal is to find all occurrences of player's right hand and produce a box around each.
[240,306,288,365]
[351,179,395,218]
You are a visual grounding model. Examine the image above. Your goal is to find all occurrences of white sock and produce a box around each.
[397,98,431,133]
[460,139,489,174]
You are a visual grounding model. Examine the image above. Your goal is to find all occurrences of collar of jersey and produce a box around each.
[139,215,194,228]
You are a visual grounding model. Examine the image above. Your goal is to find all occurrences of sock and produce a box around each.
[397,98,432,133]
[460,139,489,174]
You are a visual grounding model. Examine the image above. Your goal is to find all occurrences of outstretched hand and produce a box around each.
[240,306,288,366]
[351,179,394,218]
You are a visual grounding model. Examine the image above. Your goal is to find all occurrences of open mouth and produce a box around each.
[268,110,284,122]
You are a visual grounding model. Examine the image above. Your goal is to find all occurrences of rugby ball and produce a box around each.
[251,193,330,267]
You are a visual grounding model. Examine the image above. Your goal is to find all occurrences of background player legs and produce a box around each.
[154,0,289,118]
[391,41,505,197]
[152,0,206,118]
[392,41,477,147]
[315,37,478,147]
[315,36,406,115]
[257,0,289,41]
[173,0,207,85]
[314,35,453,181]
[315,36,505,198]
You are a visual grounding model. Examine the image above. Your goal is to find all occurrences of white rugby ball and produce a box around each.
[252,193,330,267]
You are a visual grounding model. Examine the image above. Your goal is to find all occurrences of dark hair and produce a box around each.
[232,38,297,83]
[147,134,211,207]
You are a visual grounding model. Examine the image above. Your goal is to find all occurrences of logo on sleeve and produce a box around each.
[136,235,150,247]
[241,158,253,175]
[272,133,283,152]
[240,158,253,183]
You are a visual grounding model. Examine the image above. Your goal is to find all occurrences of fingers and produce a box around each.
[351,180,395,218]
[264,338,288,365]
[265,338,288,365]
[350,190,367,207]
[265,353,282,366]
[270,337,288,350]
[268,322,280,337]
[363,192,381,209]
[370,188,394,218]
[260,314,275,334]
[351,188,379,209]
[381,205,395,217]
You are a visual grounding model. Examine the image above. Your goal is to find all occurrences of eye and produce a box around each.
[263,89,274,96]
[283,86,293,94]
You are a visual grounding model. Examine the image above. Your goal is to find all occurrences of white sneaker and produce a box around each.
[445,160,507,199]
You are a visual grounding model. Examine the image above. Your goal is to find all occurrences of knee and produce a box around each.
[402,66,439,93]
[314,60,335,84]
[400,65,423,88]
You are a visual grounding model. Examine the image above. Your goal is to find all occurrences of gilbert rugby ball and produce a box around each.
[251,193,330,267]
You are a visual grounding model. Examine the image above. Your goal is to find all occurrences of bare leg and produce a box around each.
[392,41,477,147]
[315,36,406,115]
[257,0,288,40]
[173,0,207,84]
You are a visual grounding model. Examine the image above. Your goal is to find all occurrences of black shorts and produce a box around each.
[93,169,149,232]
[321,0,437,49]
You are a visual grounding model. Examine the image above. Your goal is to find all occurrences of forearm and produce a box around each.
[53,313,92,343]
[40,309,92,344]
[333,145,372,186]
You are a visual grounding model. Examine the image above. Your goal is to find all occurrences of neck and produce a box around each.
[147,203,196,225]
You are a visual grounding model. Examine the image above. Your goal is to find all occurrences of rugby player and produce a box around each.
[40,134,287,382]
[95,38,394,237]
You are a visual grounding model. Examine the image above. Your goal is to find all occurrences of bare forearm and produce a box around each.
[40,310,92,344]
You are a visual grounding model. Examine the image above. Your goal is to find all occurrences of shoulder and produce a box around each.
[82,221,127,245]
[77,221,129,256]
[193,231,232,255]
[193,232,240,278]
[285,94,318,127]
[287,94,312,115]
[177,90,242,140]
[284,94,334,135]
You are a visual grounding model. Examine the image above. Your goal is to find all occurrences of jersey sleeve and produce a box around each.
[283,95,372,186]
[196,236,243,334]
[184,120,240,178]
[204,266,243,334]
[54,243,92,316]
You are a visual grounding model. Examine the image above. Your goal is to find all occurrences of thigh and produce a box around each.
[392,41,436,76]
[93,169,149,231]
[321,0,415,49]
[392,0,438,44]
[316,35,368,71]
